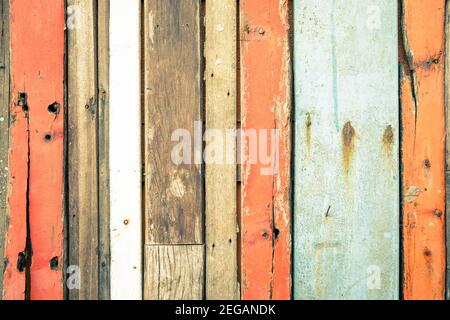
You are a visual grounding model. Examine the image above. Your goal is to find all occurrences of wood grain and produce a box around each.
[0,0,9,301]
[110,0,142,300]
[144,245,204,300]
[205,0,238,300]
[293,0,399,299]
[67,0,99,300]
[97,0,110,301]
[240,0,292,300]
[3,0,65,300]
[144,0,203,245]
[401,0,446,300]
[446,0,450,301]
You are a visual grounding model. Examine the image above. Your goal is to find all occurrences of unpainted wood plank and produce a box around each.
[144,245,204,300]
[97,0,110,301]
[240,0,292,300]
[204,0,239,300]
[67,0,99,300]
[0,0,10,301]
[294,0,399,299]
[144,0,202,245]
[401,0,446,300]
[110,0,142,300]
[3,0,65,300]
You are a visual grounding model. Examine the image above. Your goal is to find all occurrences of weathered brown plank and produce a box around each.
[0,0,9,300]
[67,0,99,300]
[97,0,110,301]
[204,0,238,300]
[144,245,204,300]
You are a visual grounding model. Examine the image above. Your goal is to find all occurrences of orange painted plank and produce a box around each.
[400,0,446,300]
[3,0,64,300]
[240,0,291,300]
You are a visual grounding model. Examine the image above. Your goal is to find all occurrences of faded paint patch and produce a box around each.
[170,177,186,198]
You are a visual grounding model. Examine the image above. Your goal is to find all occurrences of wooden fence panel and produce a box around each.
[110,0,142,300]
[205,0,239,300]
[293,0,399,299]
[67,0,99,300]
[3,0,65,300]
[0,0,9,301]
[143,0,204,300]
[401,0,446,300]
[240,0,292,300]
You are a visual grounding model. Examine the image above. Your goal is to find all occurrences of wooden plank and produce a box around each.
[110,0,142,300]
[0,0,9,301]
[446,0,450,301]
[144,245,204,300]
[401,0,446,300]
[204,0,238,300]
[67,0,99,300]
[3,0,65,300]
[293,0,399,299]
[98,0,110,301]
[240,0,291,300]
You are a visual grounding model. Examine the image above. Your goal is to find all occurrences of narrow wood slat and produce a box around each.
[110,0,142,300]
[446,0,450,301]
[294,0,399,299]
[144,245,204,300]
[205,0,239,300]
[3,0,65,300]
[144,0,202,246]
[401,0,446,300]
[240,0,292,300]
[98,0,111,301]
[0,0,10,300]
[67,0,99,300]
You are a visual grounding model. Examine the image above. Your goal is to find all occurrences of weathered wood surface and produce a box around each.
[144,0,202,245]
[240,0,292,300]
[0,0,9,301]
[144,245,204,300]
[446,0,450,301]
[110,0,142,300]
[3,0,65,300]
[205,0,239,300]
[401,0,446,300]
[67,0,99,300]
[98,0,110,301]
[293,0,399,299]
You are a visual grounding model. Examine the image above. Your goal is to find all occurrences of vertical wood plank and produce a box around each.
[293,0,399,299]
[0,0,9,301]
[143,0,203,300]
[446,0,450,301]
[205,0,238,300]
[144,245,204,300]
[401,0,446,300]
[4,0,65,300]
[240,0,292,300]
[67,0,99,300]
[110,0,142,300]
[98,0,111,300]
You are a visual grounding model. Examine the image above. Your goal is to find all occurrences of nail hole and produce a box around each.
[49,256,59,270]
[44,134,52,142]
[48,102,60,115]
[262,230,269,239]
[123,219,129,225]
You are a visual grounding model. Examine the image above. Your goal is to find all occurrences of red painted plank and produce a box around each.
[3,0,64,300]
[240,0,291,300]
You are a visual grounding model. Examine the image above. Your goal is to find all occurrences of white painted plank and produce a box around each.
[293,0,399,299]
[109,0,142,300]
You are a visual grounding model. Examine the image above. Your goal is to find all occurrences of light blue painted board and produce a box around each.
[293,0,399,300]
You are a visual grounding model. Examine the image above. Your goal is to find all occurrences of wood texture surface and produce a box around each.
[110,0,142,300]
[67,0,99,300]
[294,0,399,299]
[446,0,450,301]
[98,0,110,300]
[0,0,9,301]
[3,0,65,300]
[144,0,202,245]
[205,0,239,300]
[144,245,204,300]
[401,0,446,300]
[240,0,292,300]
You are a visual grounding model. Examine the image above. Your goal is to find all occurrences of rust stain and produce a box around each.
[382,125,394,156]
[342,121,355,174]
[305,114,312,152]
